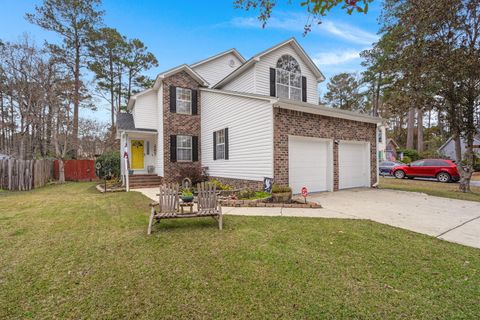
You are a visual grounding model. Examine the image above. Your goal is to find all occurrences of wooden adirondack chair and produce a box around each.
[148,183,179,235]
[147,182,223,234]
[196,181,223,230]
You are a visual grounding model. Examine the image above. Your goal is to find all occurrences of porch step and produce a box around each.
[129,174,162,188]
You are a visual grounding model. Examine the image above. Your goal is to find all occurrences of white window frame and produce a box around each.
[176,87,192,115]
[177,135,192,162]
[215,129,225,160]
[276,68,302,101]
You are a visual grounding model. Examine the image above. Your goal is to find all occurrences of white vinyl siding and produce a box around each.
[192,52,243,87]
[131,91,157,129]
[223,67,255,93]
[201,90,273,181]
[255,44,319,104]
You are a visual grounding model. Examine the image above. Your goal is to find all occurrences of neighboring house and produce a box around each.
[116,38,382,193]
[377,124,387,161]
[385,138,399,161]
[438,135,480,161]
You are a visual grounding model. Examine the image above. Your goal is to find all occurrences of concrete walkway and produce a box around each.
[133,187,480,249]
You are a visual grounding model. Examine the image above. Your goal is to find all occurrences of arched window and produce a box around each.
[276,55,302,101]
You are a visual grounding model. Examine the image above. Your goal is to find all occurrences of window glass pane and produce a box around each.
[290,87,301,101]
[216,144,225,160]
[411,160,425,167]
[176,100,191,114]
[177,135,192,148]
[277,84,289,99]
[177,148,192,161]
[216,130,225,144]
[276,69,290,85]
[176,88,192,114]
[290,72,301,88]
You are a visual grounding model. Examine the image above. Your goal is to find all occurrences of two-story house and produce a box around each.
[117,38,382,193]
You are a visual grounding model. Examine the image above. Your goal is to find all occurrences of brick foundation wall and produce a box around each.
[162,71,202,183]
[210,176,264,190]
[274,108,377,191]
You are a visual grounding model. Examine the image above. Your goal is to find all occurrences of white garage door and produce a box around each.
[339,141,370,189]
[288,136,332,194]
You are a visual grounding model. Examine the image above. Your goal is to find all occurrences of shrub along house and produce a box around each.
[117,38,382,193]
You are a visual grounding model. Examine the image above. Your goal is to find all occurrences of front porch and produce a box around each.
[119,129,159,179]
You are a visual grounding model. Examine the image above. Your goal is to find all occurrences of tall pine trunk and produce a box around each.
[417,108,424,153]
[406,107,415,149]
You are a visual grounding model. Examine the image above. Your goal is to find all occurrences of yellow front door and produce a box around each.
[131,140,144,169]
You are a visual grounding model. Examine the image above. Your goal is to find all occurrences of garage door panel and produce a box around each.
[339,141,370,189]
[288,136,331,194]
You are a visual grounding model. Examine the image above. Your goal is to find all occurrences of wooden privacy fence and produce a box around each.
[54,160,97,181]
[0,159,54,191]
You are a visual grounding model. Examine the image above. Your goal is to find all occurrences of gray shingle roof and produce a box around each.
[116,113,157,132]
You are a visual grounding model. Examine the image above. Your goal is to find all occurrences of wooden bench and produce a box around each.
[147,182,223,235]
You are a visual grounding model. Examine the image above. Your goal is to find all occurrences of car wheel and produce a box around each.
[394,170,405,179]
[437,172,451,183]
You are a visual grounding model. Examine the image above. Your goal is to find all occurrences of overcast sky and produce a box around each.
[0,0,382,123]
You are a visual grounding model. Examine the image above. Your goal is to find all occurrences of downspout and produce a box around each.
[372,122,381,188]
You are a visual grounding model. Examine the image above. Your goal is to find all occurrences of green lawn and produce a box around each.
[1,183,479,319]
[379,177,480,202]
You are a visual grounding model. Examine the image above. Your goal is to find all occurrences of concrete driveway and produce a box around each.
[308,189,480,249]
[134,187,480,249]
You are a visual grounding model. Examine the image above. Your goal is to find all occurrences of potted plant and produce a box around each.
[180,188,194,203]
[271,184,292,203]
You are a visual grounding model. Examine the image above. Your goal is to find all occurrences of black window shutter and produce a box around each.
[192,90,198,115]
[170,86,176,113]
[213,131,217,160]
[269,68,276,97]
[170,135,177,162]
[301,76,307,102]
[224,128,229,160]
[192,136,198,162]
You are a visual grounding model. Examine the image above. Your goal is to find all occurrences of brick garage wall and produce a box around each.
[162,71,202,183]
[274,108,377,191]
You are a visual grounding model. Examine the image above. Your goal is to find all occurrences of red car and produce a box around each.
[392,159,460,183]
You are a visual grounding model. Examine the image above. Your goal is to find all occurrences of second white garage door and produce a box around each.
[288,136,333,194]
[339,141,370,189]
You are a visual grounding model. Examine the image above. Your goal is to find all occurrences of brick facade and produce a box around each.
[162,71,202,183]
[274,108,377,191]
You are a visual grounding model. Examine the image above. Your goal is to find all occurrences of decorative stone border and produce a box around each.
[96,184,125,193]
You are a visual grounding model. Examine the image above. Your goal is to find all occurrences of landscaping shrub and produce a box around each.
[474,157,480,172]
[210,178,233,190]
[95,151,121,178]
[401,156,412,164]
[177,166,207,185]
[271,184,292,193]
[237,188,256,199]
[419,150,443,159]
[398,148,420,161]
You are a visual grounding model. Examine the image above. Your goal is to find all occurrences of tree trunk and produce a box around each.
[453,134,473,193]
[406,107,415,149]
[417,108,424,153]
[72,40,81,159]
[58,158,65,183]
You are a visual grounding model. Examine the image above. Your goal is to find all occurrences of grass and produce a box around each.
[1,183,479,319]
[379,177,480,202]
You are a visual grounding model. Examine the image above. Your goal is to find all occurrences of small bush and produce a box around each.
[398,148,420,161]
[474,157,480,172]
[237,188,256,199]
[96,151,121,178]
[271,184,292,193]
[402,156,412,164]
[419,150,443,159]
[177,166,207,185]
[210,178,233,190]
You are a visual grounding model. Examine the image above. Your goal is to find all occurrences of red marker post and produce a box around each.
[301,186,308,204]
